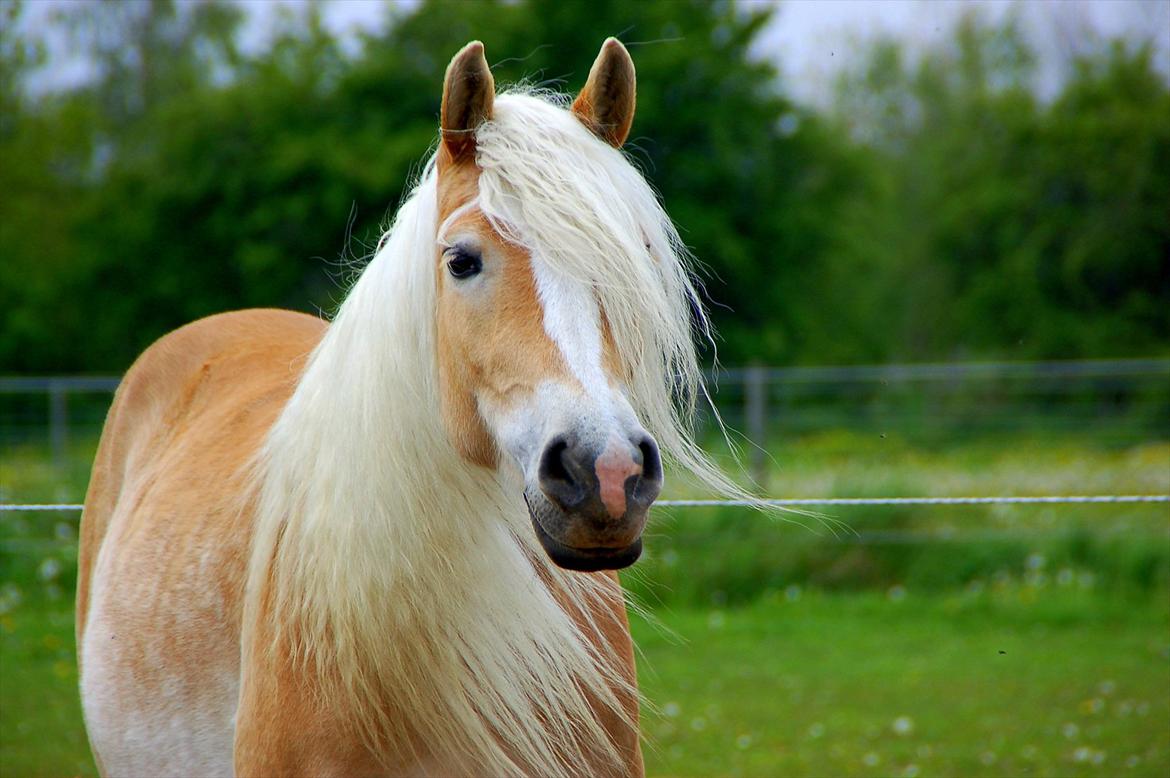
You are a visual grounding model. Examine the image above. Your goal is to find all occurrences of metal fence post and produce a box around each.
[744,364,768,489]
[49,380,68,473]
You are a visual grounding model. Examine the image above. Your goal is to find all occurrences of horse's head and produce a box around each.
[432,40,676,573]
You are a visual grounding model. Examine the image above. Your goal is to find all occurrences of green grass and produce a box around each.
[2,429,1168,775]
[0,603,93,778]
[689,428,1170,504]
[2,588,1167,777]
[631,431,1170,605]
[631,588,1170,778]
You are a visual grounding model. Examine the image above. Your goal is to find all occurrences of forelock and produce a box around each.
[465,90,743,497]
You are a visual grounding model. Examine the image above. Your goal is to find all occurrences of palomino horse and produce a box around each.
[78,39,732,777]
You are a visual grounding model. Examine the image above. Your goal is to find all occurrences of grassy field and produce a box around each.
[0,603,92,778]
[631,589,1169,778]
[2,429,1168,775]
[2,588,1167,777]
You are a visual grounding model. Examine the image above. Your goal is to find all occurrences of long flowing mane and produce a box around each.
[244,91,736,775]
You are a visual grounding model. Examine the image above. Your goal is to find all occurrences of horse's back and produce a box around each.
[77,308,325,777]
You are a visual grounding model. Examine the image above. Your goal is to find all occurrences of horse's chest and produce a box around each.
[80,513,244,777]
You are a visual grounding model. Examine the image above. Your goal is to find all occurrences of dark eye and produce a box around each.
[445,248,482,279]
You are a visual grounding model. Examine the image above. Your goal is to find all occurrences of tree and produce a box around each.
[4,0,848,371]
[2,2,1165,372]
[825,13,1169,361]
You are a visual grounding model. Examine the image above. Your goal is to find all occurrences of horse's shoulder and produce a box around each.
[126,308,325,391]
[108,308,318,424]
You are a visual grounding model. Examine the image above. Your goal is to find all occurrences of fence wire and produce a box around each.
[4,362,1166,554]
[660,495,1170,507]
[2,494,1169,513]
[4,496,1166,552]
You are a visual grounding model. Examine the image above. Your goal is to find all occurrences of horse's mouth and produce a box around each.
[530,515,643,571]
[524,493,643,572]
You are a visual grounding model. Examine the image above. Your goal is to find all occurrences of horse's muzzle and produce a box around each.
[526,431,662,571]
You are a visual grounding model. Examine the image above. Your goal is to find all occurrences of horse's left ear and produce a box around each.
[441,41,495,160]
[572,38,636,148]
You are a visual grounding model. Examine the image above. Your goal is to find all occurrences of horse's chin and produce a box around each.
[524,493,643,572]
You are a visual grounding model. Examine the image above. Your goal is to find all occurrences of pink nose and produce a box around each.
[595,438,643,519]
[536,432,663,527]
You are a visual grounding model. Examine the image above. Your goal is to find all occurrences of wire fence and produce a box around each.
[4,495,1170,513]
[2,492,1167,554]
[2,496,1167,555]
[3,359,1168,552]
[4,357,1170,460]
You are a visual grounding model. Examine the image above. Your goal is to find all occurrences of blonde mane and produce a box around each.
[245,91,739,775]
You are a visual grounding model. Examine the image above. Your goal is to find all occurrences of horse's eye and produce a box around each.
[446,248,482,279]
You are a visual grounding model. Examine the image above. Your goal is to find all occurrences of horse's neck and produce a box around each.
[250,305,627,772]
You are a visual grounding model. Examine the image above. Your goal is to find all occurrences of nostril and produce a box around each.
[638,436,662,482]
[538,436,587,510]
[540,437,573,486]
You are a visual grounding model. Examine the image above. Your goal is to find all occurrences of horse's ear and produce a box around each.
[572,38,636,148]
[441,41,495,160]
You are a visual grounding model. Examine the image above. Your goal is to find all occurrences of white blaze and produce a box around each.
[530,256,608,398]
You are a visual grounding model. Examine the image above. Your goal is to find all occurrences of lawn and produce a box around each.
[631,588,1170,778]
[2,587,1168,777]
[1,429,1168,775]
[0,603,92,778]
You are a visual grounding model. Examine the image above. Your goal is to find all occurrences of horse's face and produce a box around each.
[433,41,661,572]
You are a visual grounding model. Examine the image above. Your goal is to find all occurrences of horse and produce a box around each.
[76,38,737,777]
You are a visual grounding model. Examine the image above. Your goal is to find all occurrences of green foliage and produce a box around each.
[0,2,1167,371]
[827,15,1170,362]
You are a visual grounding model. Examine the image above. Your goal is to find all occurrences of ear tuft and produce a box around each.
[572,38,636,148]
[441,41,495,159]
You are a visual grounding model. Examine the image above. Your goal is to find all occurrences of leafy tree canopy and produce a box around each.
[0,0,1165,372]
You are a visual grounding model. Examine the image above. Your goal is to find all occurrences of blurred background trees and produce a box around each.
[1,0,1167,372]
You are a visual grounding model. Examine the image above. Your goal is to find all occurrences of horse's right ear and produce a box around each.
[441,41,495,161]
